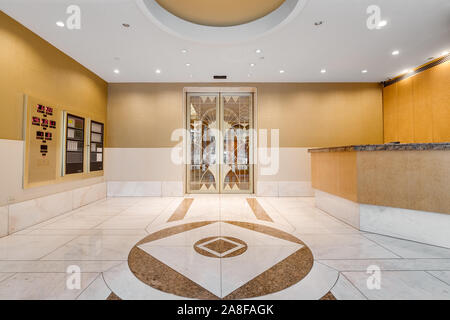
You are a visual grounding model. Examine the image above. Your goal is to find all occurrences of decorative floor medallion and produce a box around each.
[194,237,248,258]
[127,221,314,299]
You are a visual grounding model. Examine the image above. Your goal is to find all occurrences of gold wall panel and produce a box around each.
[0,11,107,142]
[155,0,286,27]
[357,150,450,214]
[107,83,383,148]
[311,151,358,202]
[24,96,60,187]
[311,150,450,214]
[383,61,450,143]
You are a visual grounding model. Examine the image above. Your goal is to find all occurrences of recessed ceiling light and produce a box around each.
[181,49,188,54]
[321,69,327,73]
[392,50,400,56]
[279,70,285,74]
[185,63,191,67]
[250,63,255,67]
[113,69,120,74]
[314,21,324,26]
[155,69,161,74]
[56,21,65,28]
[255,49,262,54]
[442,50,449,56]
[362,70,368,74]
[122,23,130,28]
[377,20,388,28]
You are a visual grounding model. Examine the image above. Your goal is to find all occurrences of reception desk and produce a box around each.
[309,143,450,248]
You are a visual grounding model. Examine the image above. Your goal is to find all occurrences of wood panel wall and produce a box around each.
[383,61,450,143]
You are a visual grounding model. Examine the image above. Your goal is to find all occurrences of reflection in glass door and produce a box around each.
[187,94,220,193]
[220,94,253,193]
[186,93,253,194]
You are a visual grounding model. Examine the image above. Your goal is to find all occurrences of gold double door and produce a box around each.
[187,93,254,194]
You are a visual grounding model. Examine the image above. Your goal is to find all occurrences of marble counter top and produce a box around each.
[308,143,450,153]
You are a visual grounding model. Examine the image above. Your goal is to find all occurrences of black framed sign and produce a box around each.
[89,120,104,172]
[65,113,85,174]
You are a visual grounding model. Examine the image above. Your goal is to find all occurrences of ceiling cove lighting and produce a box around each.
[402,69,412,74]
[392,50,400,55]
[442,50,449,56]
[56,21,65,27]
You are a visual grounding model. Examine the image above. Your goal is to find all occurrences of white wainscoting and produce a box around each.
[315,189,450,249]
[256,181,314,197]
[2,182,106,236]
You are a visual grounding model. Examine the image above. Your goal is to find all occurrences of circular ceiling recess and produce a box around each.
[137,0,308,44]
[155,0,286,27]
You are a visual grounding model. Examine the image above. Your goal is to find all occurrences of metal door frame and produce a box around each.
[184,88,256,195]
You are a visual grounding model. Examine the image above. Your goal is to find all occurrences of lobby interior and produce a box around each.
[0,0,449,300]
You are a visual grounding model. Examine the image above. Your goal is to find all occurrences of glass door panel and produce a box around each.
[187,94,220,193]
[220,94,253,193]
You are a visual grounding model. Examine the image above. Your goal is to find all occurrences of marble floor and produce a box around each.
[0,195,449,300]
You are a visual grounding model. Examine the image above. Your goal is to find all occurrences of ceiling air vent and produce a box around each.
[213,75,227,80]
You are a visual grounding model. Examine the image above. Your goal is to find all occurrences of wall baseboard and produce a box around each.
[257,181,314,197]
[107,181,184,197]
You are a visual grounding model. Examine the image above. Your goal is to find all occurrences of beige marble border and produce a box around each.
[167,198,194,222]
[246,198,273,222]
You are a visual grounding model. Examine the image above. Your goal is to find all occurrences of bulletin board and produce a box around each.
[23,95,62,188]
[22,94,105,189]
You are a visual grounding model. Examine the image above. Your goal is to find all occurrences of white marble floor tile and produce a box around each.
[140,223,221,247]
[344,271,450,300]
[138,245,222,297]
[95,215,157,229]
[297,234,400,259]
[0,235,77,260]
[363,233,450,258]
[250,262,338,300]
[77,274,111,300]
[0,272,99,300]
[330,274,367,300]
[41,235,143,261]
[0,273,14,283]
[319,259,450,272]
[428,271,450,286]
[0,260,122,273]
[40,216,111,230]
[221,245,302,297]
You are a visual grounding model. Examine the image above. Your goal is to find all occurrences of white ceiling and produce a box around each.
[1,0,449,83]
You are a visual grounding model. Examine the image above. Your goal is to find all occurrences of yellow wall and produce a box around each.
[107,83,383,148]
[0,11,108,141]
[383,60,450,143]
